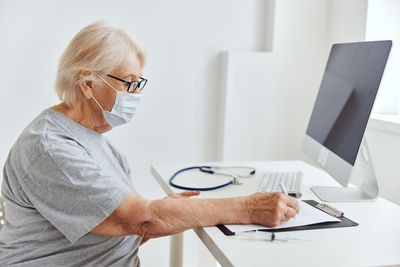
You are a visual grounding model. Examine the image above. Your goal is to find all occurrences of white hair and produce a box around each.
[55,21,146,107]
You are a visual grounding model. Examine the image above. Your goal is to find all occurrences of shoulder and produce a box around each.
[7,110,89,173]
[29,110,86,152]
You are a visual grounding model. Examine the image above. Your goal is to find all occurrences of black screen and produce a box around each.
[306,41,392,165]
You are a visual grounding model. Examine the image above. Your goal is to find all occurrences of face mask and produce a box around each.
[92,74,142,128]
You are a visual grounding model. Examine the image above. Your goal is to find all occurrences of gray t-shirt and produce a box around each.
[0,108,142,266]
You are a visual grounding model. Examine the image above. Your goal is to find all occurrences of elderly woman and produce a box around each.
[0,22,299,266]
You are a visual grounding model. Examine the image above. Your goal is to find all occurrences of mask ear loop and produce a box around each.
[95,72,118,92]
[91,95,105,111]
[92,72,118,111]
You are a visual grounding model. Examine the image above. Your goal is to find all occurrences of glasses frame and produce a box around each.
[106,73,147,93]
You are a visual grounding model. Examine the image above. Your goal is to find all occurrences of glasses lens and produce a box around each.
[128,82,139,93]
[138,79,147,91]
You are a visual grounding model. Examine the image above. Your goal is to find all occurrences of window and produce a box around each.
[366,0,400,116]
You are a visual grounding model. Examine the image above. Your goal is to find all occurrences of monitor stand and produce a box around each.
[311,139,379,202]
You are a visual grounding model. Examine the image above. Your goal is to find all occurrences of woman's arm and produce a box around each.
[139,191,200,246]
[90,191,299,239]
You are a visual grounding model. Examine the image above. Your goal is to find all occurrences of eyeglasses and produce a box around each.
[106,73,148,93]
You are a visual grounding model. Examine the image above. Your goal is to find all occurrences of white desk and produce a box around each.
[151,161,400,267]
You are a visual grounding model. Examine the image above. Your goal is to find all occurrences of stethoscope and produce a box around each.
[169,166,256,191]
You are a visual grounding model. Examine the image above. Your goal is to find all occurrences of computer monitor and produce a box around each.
[302,40,392,202]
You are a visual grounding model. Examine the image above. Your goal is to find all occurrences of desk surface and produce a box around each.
[151,160,400,267]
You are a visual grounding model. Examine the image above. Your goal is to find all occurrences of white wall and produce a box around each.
[328,0,368,45]
[1,1,399,266]
[366,123,400,205]
[221,0,331,162]
[0,1,264,266]
[366,0,400,115]
[0,0,265,198]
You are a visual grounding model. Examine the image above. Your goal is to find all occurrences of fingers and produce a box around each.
[180,190,201,197]
[272,193,299,224]
[283,206,298,221]
[276,200,298,223]
[278,193,300,214]
[286,198,300,213]
[166,191,200,199]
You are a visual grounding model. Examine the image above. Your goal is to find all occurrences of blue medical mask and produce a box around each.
[92,73,142,127]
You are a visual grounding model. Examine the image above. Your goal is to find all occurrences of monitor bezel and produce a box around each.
[301,40,392,189]
[302,134,353,187]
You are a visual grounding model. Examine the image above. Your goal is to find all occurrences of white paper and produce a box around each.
[225,200,341,233]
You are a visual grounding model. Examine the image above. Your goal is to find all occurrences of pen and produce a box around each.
[279,182,288,195]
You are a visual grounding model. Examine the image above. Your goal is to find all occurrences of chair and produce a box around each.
[0,195,5,231]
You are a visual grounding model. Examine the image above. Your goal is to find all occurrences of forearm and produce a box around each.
[91,191,299,239]
[140,196,251,238]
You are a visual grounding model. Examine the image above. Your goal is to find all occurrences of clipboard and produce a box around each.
[217,200,358,236]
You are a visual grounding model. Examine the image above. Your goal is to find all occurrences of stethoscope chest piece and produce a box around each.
[232,175,242,185]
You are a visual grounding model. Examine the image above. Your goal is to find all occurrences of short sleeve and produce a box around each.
[20,138,131,244]
[105,139,132,178]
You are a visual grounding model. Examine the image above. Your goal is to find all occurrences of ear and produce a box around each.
[79,70,94,100]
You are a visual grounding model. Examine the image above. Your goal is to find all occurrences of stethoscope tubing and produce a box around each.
[169,165,255,191]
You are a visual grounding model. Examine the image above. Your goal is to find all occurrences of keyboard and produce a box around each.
[259,171,303,198]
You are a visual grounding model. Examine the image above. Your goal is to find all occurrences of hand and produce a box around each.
[164,190,201,199]
[247,192,300,227]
